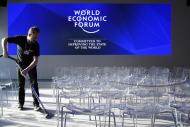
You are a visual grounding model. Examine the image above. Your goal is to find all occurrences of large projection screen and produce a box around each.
[8,3,172,55]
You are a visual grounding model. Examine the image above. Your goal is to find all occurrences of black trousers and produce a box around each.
[18,66,39,106]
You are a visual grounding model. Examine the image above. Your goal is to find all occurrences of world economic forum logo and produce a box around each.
[68,9,107,34]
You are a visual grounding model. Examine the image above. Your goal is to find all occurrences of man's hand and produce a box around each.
[3,51,8,58]
[21,68,29,77]
[1,38,8,58]
[21,56,39,77]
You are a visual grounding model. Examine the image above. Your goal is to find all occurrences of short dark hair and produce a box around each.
[29,26,40,34]
[0,0,7,7]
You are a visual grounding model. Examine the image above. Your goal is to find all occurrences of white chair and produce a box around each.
[121,67,176,127]
[169,67,190,127]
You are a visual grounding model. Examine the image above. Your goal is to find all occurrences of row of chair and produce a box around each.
[52,66,190,127]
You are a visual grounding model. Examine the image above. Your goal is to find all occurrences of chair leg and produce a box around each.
[57,94,60,127]
[175,109,179,125]
[122,112,125,127]
[95,115,98,127]
[61,106,64,127]
[151,114,156,127]
[135,115,138,127]
[108,110,111,127]
[0,90,3,117]
[104,114,107,127]
[64,113,67,127]
[172,111,178,127]
[132,115,135,127]
[5,90,8,105]
[89,115,92,121]
[132,115,138,127]
[151,114,153,127]
[111,112,116,127]
[132,115,136,127]
[179,113,183,127]
[99,116,102,127]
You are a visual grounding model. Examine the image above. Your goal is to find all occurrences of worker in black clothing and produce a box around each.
[1,26,41,111]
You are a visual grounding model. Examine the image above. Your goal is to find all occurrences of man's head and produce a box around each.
[27,26,40,42]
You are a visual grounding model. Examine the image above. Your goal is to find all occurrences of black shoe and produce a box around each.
[34,105,41,111]
[18,105,24,111]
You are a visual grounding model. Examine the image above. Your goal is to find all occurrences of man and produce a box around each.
[1,26,41,111]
